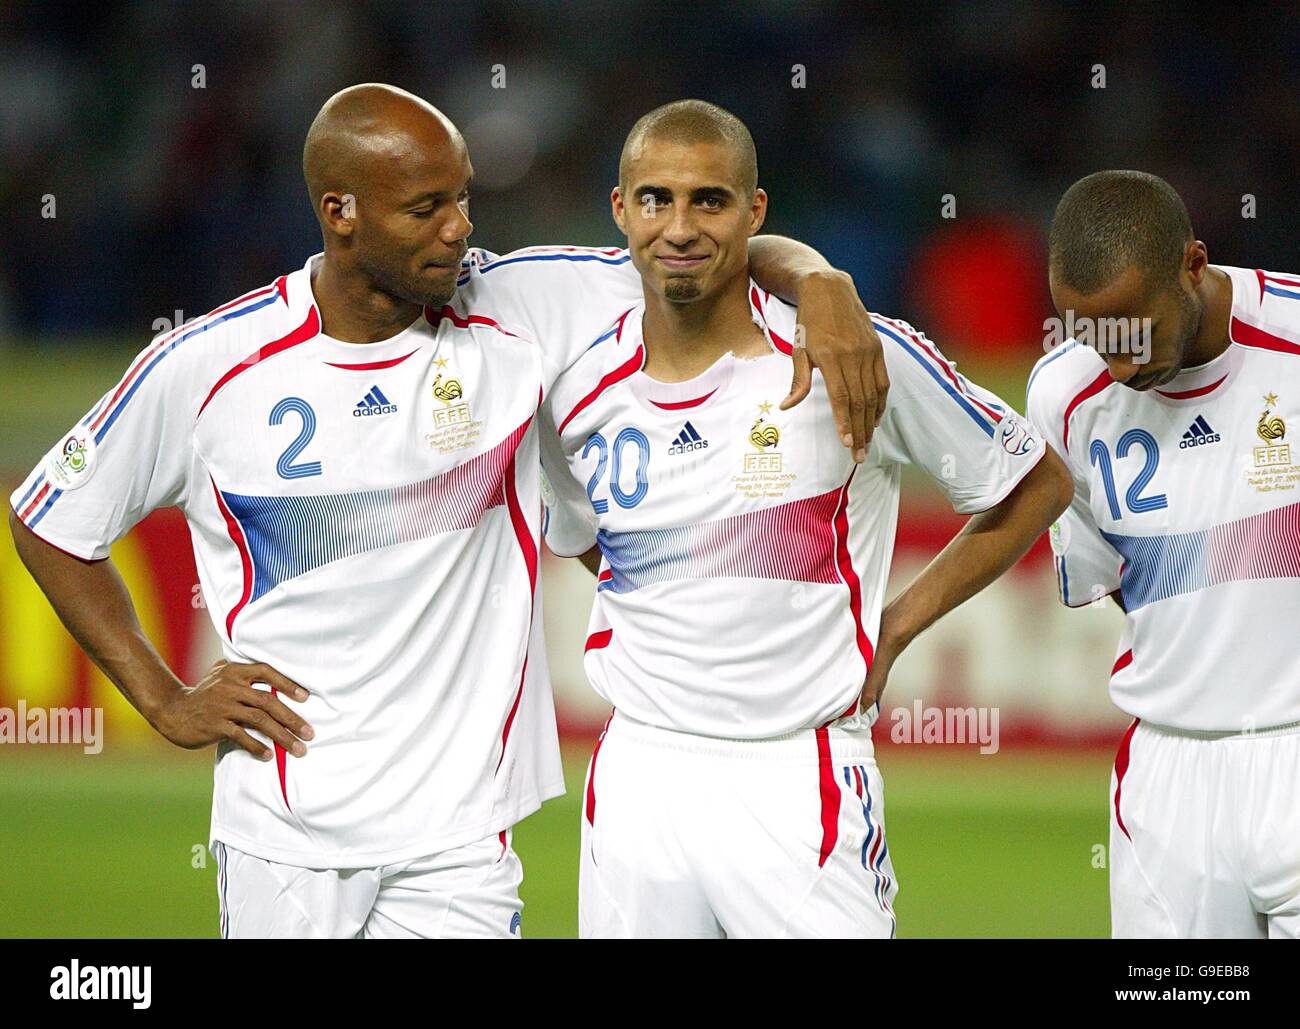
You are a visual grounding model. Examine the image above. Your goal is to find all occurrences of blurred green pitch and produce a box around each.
[0,747,1112,938]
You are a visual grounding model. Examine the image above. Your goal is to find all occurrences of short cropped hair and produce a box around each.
[620,99,757,197]
[1049,170,1193,294]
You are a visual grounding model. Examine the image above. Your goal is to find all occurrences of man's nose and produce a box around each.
[662,202,696,245]
[443,208,472,243]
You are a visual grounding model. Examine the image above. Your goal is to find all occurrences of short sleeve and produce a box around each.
[1026,367,1123,607]
[870,317,1044,514]
[533,392,598,553]
[537,395,598,558]
[454,246,644,393]
[9,338,196,560]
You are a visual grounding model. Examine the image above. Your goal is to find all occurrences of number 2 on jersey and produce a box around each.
[1089,429,1166,519]
[584,428,650,512]
[271,397,322,480]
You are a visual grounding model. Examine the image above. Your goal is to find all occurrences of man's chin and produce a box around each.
[421,286,457,309]
[663,279,702,303]
[411,276,458,310]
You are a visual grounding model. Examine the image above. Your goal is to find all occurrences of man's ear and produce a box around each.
[748,187,768,237]
[320,190,356,239]
[611,186,628,237]
[1184,239,1209,284]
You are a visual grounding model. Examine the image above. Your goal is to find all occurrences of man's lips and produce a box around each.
[657,254,709,271]
[426,254,467,270]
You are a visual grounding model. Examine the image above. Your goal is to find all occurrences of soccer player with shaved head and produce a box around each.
[1027,170,1300,938]
[8,83,890,938]
[542,101,1072,938]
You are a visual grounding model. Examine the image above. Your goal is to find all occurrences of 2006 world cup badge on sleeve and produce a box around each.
[43,431,97,490]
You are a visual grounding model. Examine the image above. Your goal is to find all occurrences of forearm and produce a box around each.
[748,235,851,304]
[9,510,184,724]
[879,452,1073,653]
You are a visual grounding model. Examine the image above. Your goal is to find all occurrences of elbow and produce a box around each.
[1039,445,1074,520]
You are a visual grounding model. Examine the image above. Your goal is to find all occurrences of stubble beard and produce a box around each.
[356,248,456,309]
[664,278,701,303]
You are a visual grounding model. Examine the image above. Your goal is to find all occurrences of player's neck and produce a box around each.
[1183,265,1234,368]
[311,257,423,344]
[641,272,769,383]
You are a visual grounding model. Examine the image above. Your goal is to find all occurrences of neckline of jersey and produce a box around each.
[622,287,782,413]
[1147,265,1244,403]
[295,253,436,362]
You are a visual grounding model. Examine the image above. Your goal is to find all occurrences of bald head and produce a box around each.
[302,83,474,312]
[620,99,757,198]
[303,83,466,223]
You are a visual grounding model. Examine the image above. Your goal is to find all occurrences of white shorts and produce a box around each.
[579,711,898,939]
[1110,719,1300,939]
[212,831,524,939]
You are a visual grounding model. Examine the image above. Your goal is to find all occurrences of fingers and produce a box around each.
[779,346,812,411]
[242,662,309,702]
[222,721,273,762]
[819,362,857,458]
[855,316,888,452]
[871,337,891,427]
[236,705,309,758]
[858,353,880,455]
[242,688,314,745]
[837,358,868,462]
[223,662,313,757]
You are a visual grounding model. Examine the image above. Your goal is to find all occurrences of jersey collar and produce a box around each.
[1149,265,1245,403]
[622,277,788,411]
[291,253,438,363]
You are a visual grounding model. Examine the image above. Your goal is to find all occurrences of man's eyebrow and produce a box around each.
[632,184,735,199]
[403,178,473,205]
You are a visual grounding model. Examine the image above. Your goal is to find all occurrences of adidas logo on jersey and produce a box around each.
[1179,414,1220,448]
[668,421,709,455]
[354,385,397,417]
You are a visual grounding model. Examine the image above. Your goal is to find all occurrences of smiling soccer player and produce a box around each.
[542,101,1072,939]
[8,84,891,939]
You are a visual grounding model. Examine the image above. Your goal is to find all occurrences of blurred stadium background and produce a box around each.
[1,2,1295,937]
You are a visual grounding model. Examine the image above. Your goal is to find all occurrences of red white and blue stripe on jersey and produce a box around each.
[1256,270,1300,303]
[1100,498,1300,612]
[871,315,1005,437]
[15,279,292,532]
[557,309,642,435]
[1025,339,1082,400]
[213,419,531,636]
[456,245,631,288]
[595,488,845,593]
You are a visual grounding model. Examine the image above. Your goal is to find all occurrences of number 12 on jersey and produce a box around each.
[1089,429,1166,519]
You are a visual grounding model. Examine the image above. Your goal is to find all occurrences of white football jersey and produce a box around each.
[455,245,644,391]
[11,247,642,867]
[1027,265,1300,732]
[542,284,1045,739]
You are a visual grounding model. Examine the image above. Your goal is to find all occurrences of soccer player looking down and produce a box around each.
[1028,170,1300,939]
[8,84,889,939]
[542,100,1073,938]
